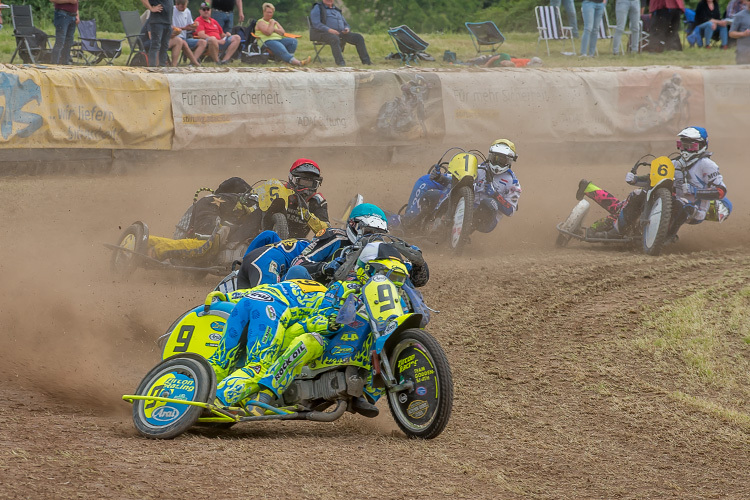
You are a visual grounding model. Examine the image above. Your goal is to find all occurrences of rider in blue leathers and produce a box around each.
[236,231,312,289]
[398,139,522,234]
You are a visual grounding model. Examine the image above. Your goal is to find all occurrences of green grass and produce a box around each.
[0,28,736,68]
[632,275,750,388]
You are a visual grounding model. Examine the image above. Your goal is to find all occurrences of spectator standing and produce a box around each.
[729,0,750,63]
[173,0,207,62]
[207,0,243,33]
[580,0,607,56]
[50,0,79,65]
[140,0,173,67]
[648,0,685,51]
[194,2,241,64]
[613,0,641,54]
[256,2,310,66]
[550,0,580,38]
[687,0,730,48]
[310,0,372,66]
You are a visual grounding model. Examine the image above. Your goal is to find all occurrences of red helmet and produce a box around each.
[288,159,322,195]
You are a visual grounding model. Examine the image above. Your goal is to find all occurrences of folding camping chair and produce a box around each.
[307,16,346,63]
[9,4,52,64]
[387,25,429,65]
[465,21,505,55]
[119,10,147,66]
[72,19,123,65]
[535,5,576,56]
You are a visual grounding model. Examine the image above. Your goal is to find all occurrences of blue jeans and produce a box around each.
[51,10,77,65]
[613,0,641,54]
[687,21,728,47]
[263,38,298,63]
[550,0,580,38]
[149,22,171,67]
[580,1,606,56]
[211,10,234,34]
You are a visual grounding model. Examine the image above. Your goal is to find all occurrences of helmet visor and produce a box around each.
[677,139,700,152]
[488,152,512,168]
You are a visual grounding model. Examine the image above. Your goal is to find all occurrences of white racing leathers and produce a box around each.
[673,155,728,223]
[472,164,521,233]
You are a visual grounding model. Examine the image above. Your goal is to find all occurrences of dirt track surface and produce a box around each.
[1,145,749,499]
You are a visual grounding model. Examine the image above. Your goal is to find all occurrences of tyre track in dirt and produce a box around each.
[1,155,749,499]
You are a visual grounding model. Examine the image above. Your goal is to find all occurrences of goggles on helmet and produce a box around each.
[291,175,321,191]
[676,139,700,152]
[488,152,512,168]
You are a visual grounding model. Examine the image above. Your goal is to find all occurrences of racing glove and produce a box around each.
[323,257,345,277]
[494,193,515,216]
[625,172,636,184]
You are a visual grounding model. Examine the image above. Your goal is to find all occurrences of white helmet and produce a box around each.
[676,126,708,165]
[487,141,518,175]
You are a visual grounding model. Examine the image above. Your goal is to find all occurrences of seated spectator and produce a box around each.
[687,0,730,48]
[310,0,371,66]
[141,14,203,66]
[194,1,241,65]
[256,2,310,66]
[173,0,207,62]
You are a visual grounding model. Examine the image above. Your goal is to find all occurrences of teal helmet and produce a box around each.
[347,203,388,242]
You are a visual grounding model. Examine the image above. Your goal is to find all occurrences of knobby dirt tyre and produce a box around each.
[448,186,474,253]
[386,328,453,439]
[270,212,290,240]
[132,354,215,439]
[111,223,146,276]
[642,188,672,256]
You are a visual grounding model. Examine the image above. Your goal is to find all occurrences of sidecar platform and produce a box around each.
[104,243,229,276]
[555,223,634,244]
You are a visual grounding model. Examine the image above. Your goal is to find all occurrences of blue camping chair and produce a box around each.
[465,21,505,54]
[387,25,429,65]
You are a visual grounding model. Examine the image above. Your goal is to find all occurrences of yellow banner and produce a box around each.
[0,65,172,149]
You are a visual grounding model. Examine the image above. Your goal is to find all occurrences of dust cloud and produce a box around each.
[0,139,747,413]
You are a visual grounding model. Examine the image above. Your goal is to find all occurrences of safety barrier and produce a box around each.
[1,64,749,151]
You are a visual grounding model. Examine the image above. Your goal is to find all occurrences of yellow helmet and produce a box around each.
[491,138,517,155]
[355,242,409,287]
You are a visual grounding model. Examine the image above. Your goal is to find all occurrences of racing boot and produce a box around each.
[576,179,590,201]
[586,227,621,239]
[245,388,275,417]
[351,396,379,418]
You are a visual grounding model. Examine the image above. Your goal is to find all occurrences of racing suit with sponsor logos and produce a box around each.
[237,237,312,289]
[209,279,330,406]
[284,186,329,239]
[472,164,521,233]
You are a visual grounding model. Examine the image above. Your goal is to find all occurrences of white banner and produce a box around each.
[168,71,356,150]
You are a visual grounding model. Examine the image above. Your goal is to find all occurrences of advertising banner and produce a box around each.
[0,66,172,149]
[168,71,356,150]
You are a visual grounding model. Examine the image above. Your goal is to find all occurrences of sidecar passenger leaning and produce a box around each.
[578,126,730,239]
